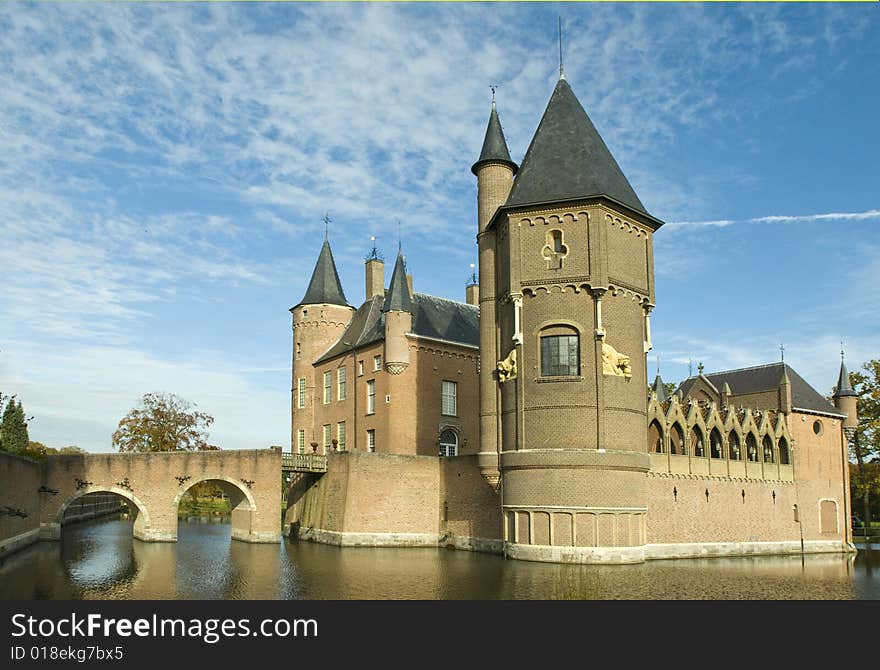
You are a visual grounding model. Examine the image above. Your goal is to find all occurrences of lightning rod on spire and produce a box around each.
[558,16,565,80]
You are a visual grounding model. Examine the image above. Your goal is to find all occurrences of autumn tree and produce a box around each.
[112,393,216,452]
[851,360,880,524]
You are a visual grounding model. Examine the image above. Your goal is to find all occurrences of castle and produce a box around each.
[285,74,856,564]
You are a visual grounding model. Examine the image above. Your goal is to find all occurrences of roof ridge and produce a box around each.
[413,292,478,309]
[702,362,786,377]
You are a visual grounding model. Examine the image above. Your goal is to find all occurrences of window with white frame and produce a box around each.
[337,422,346,451]
[322,424,331,454]
[366,379,376,414]
[297,428,305,454]
[358,360,364,376]
[441,381,457,416]
[337,367,346,401]
[439,429,458,457]
[297,378,306,409]
[367,429,376,452]
[323,371,332,404]
[373,354,382,371]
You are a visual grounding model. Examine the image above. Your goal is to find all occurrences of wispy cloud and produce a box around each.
[666,209,880,229]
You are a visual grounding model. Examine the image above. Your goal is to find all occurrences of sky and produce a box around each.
[1,2,877,453]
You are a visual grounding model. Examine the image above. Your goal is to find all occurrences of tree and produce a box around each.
[0,395,29,453]
[850,360,880,527]
[112,393,216,452]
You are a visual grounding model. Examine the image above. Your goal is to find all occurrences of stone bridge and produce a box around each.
[37,449,281,543]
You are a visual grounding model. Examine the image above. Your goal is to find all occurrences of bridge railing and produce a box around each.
[281,452,328,473]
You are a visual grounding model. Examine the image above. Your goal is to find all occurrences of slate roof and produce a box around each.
[676,363,843,417]
[293,239,349,309]
[471,103,518,175]
[382,253,414,313]
[503,78,652,220]
[651,374,669,403]
[834,359,858,397]
[315,293,479,365]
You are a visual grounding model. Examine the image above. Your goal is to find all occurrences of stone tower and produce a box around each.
[472,99,518,486]
[479,77,664,563]
[290,238,355,451]
[832,350,859,432]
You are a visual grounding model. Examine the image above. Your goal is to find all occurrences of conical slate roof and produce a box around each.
[471,103,518,175]
[834,359,858,397]
[652,374,669,403]
[504,78,649,217]
[295,239,349,308]
[382,252,413,313]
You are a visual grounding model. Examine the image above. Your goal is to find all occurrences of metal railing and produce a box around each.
[281,452,328,473]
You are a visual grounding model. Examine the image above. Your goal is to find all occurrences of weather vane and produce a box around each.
[322,212,331,240]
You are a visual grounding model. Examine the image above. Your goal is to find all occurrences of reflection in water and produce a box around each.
[1,516,878,600]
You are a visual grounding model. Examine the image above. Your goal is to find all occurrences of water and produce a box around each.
[2,516,879,599]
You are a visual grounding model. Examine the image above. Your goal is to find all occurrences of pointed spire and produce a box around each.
[295,238,349,308]
[504,78,655,223]
[834,349,858,398]
[382,251,413,313]
[652,373,668,403]
[471,94,518,176]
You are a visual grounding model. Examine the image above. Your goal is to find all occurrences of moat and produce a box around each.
[1,516,878,600]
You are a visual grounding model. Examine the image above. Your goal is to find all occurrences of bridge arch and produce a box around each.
[172,475,258,542]
[55,486,154,541]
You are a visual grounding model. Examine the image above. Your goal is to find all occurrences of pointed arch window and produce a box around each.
[648,420,664,453]
[746,433,759,462]
[670,423,686,455]
[691,426,705,457]
[710,428,723,459]
[778,437,790,465]
[762,435,775,463]
[728,431,741,461]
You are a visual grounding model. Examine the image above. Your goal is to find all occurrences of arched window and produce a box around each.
[670,423,686,455]
[648,420,664,453]
[691,426,705,457]
[540,325,579,377]
[762,435,775,463]
[439,429,458,457]
[728,431,741,461]
[710,428,723,459]
[779,437,790,465]
[746,433,758,462]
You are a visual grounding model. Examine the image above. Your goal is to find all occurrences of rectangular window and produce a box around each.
[323,371,332,404]
[322,424,331,454]
[367,380,375,414]
[358,361,364,376]
[337,422,346,451]
[373,355,382,371]
[441,380,457,416]
[337,367,346,401]
[297,378,306,409]
[541,334,580,377]
[297,429,305,454]
[367,429,376,453]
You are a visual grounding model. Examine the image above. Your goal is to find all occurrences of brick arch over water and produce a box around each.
[39,449,280,543]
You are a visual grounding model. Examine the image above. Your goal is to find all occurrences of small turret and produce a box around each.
[778,366,792,414]
[832,350,859,431]
[382,251,413,375]
[472,98,517,232]
[651,373,668,403]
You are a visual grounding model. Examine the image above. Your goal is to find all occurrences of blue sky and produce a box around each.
[1,3,877,452]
